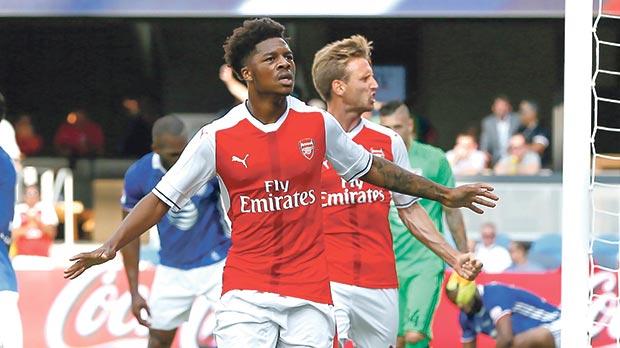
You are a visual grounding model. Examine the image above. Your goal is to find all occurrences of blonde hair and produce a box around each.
[312,35,373,102]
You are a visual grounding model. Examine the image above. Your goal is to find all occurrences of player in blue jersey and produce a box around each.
[120,115,230,348]
[445,273,560,348]
[0,91,23,348]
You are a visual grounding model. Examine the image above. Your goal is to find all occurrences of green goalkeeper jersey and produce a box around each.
[389,140,455,278]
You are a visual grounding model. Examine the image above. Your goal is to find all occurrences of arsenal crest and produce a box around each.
[370,147,385,158]
[299,138,315,160]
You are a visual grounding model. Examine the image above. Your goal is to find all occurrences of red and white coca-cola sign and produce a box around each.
[18,264,217,348]
[14,266,618,347]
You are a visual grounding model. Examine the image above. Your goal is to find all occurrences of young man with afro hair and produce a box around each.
[65,18,498,347]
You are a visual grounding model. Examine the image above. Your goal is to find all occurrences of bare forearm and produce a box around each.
[119,210,142,295]
[121,238,141,295]
[445,207,468,252]
[398,204,459,268]
[463,341,476,348]
[224,79,249,101]
[361,156,450,204]
[495,338,514,348]
[105,193,168,253]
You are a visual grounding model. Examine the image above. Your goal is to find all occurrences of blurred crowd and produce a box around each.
[0,95,158,170]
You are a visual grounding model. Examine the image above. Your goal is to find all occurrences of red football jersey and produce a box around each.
[321,119,417,288]
[154,97,372,304]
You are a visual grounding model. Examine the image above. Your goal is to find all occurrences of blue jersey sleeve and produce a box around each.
[483,285,516,324]
[459,312,477,342]
[0,149,16,244]
[121,161,146,211]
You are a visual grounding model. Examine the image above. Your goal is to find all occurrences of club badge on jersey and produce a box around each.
[299,138,315,160]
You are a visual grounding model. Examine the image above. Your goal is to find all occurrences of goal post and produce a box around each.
[561,0,593,346]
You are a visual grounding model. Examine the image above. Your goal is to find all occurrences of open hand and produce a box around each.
[63,246,116,279]
[454,253,483,281]
[445,183,498,214]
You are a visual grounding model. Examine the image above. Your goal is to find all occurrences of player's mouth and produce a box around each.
[277,72,294,86]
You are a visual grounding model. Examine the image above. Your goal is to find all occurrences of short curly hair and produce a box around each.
[223,18,287,79]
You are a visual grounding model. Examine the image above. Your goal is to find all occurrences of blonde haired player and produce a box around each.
[313,35,483,348]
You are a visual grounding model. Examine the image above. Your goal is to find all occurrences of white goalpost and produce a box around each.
[561,0,592,347]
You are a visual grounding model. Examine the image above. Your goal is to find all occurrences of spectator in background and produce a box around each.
[494,134,541,175]
[475,222,511,273]
[446,132,487,176]
[54,108,104,165]
[0,91,22,168]
[118,96,154,158]
[12,185,58,257]
[517,100,551,167]
[14,113,43,156]
[506,241,545,273]
[480,95,520,165]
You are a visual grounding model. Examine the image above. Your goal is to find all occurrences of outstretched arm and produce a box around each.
[64,193,169,279]
[445,207,469,252]
[361,156,498,214]
[119,211,151,327]
[398,204,482,280]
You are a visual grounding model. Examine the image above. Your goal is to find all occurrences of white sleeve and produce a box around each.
[323,112,373,181]
[153,127,216,211]
[391,134,420,208]
[0,120,21,160]
[11,205,22,228]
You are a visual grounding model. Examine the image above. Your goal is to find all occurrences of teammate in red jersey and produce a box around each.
[313,35,482,347]
[65,18,497,347]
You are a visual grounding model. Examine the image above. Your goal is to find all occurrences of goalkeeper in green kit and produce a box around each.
[380,101,470,348]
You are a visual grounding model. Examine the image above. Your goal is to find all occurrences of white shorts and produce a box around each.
[149,260,224,330]
[0,290,23,348]
[330,281,398,348]
[214,290,335,348]
[543,319,561,348]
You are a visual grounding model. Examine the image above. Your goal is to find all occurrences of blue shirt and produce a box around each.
[121,152,230,270]
[0,147,17,291]
[460,284,560,342]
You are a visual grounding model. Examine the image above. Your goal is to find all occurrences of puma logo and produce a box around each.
[232,154,249,168]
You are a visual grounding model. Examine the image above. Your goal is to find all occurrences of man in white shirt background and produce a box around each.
[475,222,512,273]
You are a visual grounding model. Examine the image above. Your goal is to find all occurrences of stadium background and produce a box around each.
[1,0,619,347]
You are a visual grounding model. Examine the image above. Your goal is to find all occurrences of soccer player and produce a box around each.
[65,18,497,347]
[312,35,480,348]
[0,91,23,348]
[120,115,230,348]
[445,273,560,348]
[379,100,469,348]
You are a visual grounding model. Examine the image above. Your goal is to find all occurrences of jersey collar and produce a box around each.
[345,117,366,139]
[152,153,167,174]
[243,96,291,133]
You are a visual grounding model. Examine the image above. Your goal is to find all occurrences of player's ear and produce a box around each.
[241,66,252,82]
[332,80,346,97]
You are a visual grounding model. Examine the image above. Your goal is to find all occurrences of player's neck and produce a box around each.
[246,92,288,124]
[327,101,363,132]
